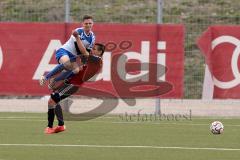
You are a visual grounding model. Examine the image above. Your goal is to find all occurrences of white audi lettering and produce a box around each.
[117,41,150,82]
[157,41,166,81]
[34,40,167,82]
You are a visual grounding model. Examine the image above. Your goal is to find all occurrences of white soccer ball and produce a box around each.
[210,121,224,134]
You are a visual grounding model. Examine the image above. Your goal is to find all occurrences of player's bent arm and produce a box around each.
[72,30,89,57]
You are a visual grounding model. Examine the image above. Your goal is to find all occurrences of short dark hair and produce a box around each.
[95,43,105,56]
[82,15,93,21]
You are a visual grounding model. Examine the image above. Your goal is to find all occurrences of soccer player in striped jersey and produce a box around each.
[44,42,105,134]
[39,15,95,86]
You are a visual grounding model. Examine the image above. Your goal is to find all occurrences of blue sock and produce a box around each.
[54,70,75,82]
[45,63,64,80]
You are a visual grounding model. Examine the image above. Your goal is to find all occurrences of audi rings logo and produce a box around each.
[0,46,3,70]
[212,36,240,89]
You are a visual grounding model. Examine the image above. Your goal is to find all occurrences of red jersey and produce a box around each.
[68,55,102,86]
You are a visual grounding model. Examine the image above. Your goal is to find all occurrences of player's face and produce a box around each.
[82,19,93,33]
[92,45,102,57]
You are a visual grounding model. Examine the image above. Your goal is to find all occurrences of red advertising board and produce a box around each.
[198,25,240,98]
[0,23,184,98]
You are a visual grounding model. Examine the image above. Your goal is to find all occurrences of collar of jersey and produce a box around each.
[84,30,92,37]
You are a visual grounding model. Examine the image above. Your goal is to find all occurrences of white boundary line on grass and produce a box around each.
[0,118,45,122]
[1,117,240,127]
[0,117,42,119]
[0,143,239,151]
[111,121,240,127]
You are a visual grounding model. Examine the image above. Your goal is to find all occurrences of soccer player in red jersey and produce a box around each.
[44,33,105,134]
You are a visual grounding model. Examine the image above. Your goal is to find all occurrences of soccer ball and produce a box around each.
[210,121,224,134]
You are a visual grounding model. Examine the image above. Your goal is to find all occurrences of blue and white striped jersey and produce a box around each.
[61,27,95,55]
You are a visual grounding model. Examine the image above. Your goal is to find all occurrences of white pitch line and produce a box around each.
[0,118,45,122]
[0,144,239,151]
[0,117,42,119]
[1,117,240,127]
[111,121,240,127]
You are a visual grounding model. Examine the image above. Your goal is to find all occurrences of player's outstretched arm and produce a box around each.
[72,30,89,57]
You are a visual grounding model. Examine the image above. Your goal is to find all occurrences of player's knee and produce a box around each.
[50,92,61,103]
[48,97,57,106]
[59,56,72,70]
[63,61,72,70]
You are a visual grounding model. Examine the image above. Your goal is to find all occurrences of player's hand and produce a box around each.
[72,30,79,38]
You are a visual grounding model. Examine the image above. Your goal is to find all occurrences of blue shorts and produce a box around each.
[55,48,76,63]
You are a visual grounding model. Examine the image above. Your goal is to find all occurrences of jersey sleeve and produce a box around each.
[76,28,84,36]
[74,28,84,55]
